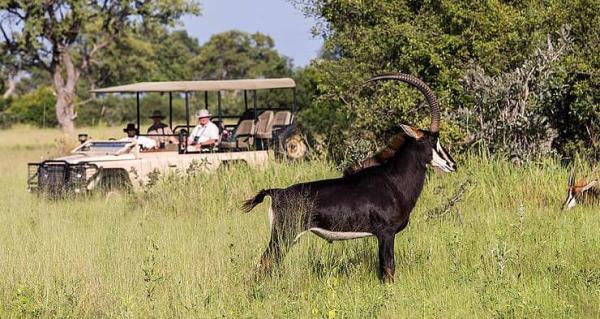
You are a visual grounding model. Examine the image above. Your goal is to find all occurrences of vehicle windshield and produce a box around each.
[77,141,131,154]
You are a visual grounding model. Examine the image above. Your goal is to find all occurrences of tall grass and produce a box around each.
[0,126,599,318]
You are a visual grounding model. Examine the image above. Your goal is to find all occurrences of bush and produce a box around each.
[3,86,57,128]
[458,27,572,159]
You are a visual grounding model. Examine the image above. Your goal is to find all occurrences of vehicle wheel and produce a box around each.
[98,169,132,192]
[275,125,309,161]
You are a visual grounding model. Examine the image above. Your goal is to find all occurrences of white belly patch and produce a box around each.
[308,228,373,241]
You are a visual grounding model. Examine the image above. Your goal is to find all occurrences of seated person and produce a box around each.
[121,123,157,150]
[147,110,178,148]
[187,109,220,151]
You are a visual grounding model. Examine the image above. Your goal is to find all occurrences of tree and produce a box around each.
[78,28,200,95]
[192,30,292,80]
[0,0,200,133]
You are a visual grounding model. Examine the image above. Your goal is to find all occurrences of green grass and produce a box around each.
[0,126,599,318]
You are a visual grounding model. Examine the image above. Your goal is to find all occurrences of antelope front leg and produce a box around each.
[377,232,396,283]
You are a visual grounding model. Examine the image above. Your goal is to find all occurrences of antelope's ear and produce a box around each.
[400,124,424,140]
[582,180,598,192]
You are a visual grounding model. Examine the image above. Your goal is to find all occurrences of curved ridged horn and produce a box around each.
[366,72,441,133]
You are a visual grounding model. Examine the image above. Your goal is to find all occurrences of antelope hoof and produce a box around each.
[258,256,274,275]
[382,268,395,283]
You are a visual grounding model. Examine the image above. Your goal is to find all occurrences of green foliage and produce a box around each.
[4,87,57,128]
[86,29,201,89]
[188,30,296,114]
[459,27,573,159]
[293,0,600,162]
[192,30,292,80]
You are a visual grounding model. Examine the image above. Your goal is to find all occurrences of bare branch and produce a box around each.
[0,23,12,45]
[6,8,26,21]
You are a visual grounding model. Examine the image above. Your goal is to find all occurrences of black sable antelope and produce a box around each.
[243,73,457,282]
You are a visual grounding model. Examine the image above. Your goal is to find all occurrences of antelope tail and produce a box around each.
[242,189,279,213]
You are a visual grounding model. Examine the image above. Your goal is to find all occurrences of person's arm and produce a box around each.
[199,139,217,146]
[164,127,179,144]
[188,126,198,144]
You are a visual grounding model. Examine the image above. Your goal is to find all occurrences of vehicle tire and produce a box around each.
[274,125,309,161]
[98,169,132,192]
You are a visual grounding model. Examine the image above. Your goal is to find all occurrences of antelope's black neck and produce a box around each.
[384,139,428,206]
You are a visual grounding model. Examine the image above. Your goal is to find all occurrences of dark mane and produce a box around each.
[343,131,408,176]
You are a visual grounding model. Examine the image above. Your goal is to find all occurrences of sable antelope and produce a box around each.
[242,73,457,282]
[563,169,599,209]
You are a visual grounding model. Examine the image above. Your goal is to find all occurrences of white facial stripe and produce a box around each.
[432,148,447,166]
[563,191,577,209]
[431,140,455,172]
[436,140,453,163]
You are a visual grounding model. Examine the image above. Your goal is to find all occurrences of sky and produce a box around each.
[180,0,323,67]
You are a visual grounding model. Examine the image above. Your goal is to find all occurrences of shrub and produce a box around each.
[4,86,57,128]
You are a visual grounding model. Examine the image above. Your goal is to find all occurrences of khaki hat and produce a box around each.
[195,109,211,118]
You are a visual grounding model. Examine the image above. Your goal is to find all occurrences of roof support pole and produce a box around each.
[185,92,190,130]
[292,88,297,114]
[136,92,140,131]
[204,91,208,109]
[217,90,222,119]
[244,90,248,111]
[253,90,257,120]
[169,92,173,129]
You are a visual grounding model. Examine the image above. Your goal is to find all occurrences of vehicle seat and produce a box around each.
[255,111,274,139]
[219,119,256,151]
[273,111,292,130]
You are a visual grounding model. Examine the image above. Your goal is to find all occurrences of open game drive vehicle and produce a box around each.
[27,78,308,196]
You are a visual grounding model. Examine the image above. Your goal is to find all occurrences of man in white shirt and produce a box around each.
[121,123,157,150]
[188,109,220,150]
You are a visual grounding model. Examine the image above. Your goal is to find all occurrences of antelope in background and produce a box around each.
[563,168,599,209]
[243,73,457,282]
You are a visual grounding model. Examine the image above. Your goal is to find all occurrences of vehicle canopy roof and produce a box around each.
[90,78,296,93]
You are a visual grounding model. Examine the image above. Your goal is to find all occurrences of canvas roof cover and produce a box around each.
[90,78,296,93]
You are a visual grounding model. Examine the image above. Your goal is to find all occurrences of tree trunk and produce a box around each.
[2,71,17,99]
[54,86,76,133]
[52,47,79,134]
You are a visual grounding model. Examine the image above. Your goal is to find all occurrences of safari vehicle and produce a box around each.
[27,78,307,196]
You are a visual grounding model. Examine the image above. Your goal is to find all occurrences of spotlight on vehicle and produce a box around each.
[78,133,89,144]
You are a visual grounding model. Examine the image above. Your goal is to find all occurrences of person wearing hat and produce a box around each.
[188,109,220,150]
[147,110,178,147]
[121,123,157,150]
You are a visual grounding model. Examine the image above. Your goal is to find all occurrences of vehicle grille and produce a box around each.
[28,161,98,197]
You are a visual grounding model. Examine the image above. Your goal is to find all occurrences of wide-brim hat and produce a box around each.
[149,110,166,119]
[195,109,211,118]
[123,123,138,134]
